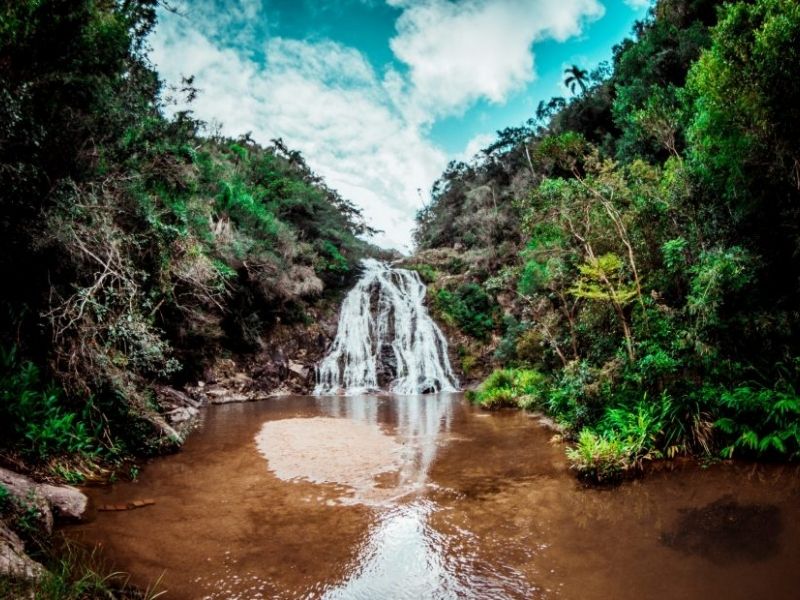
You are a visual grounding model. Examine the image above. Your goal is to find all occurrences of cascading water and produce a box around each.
[314,259,459,396]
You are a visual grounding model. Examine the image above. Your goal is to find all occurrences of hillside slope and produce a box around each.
[413,0,800,481]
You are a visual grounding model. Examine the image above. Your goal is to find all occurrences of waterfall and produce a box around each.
[315,259,459,396]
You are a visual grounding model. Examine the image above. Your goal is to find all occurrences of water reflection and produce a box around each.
[66,396,800,600]
[314,394,466,598]
[322,500,462,599]
[317,393,456,492]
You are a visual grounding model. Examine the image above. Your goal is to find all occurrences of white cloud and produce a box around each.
[388,0,604,123]
[151,19,445,252]
[458,132,496,163]
[150,0,605,251]
[623,0,651,8]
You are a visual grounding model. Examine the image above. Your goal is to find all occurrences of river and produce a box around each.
[64,393,800,599]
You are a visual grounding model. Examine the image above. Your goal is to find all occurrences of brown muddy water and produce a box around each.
[64,394,800,599]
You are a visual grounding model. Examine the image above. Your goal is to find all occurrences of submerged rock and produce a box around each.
[661,495,782,564]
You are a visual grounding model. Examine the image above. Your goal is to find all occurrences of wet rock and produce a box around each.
[0,521,45,581]
[209,392,250,404]
[156,385,200,409]
[288,360,309,379]
[167,406,199,424]
[146,414,185,447]
[661,495,782,564]
[37,484,87,521]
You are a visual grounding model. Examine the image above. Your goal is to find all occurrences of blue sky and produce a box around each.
[151,0,651,251]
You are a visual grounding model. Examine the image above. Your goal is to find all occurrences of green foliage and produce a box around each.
[434,283,495,340]
[0,484,10,515]
[686,0,800,203]
[407,263,438,284]
[687,246,753,327]
[473,368,547,410]
[0,347,98,460]
[494,316,529,364]
[715,384,800,459]
[661,237,688,272]
[566,429,629,483]
[0,537,165,599]
[570,254,637,305]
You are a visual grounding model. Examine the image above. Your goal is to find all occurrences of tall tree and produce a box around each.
[564,65,589,95]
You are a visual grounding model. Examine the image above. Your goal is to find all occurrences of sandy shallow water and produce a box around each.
[64,394,800,599]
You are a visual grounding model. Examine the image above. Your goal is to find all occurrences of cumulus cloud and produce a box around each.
[623,0,652,8]
[388,0,604,122]
[150,0,605,250]
[151,19,444,251]
[458,133,496,163]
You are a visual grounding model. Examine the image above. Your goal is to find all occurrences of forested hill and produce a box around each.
[0,1,384,461]
[411,0,800,480]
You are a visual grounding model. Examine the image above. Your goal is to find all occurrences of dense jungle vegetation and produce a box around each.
[413,0,800,481]
[0,0,379,475]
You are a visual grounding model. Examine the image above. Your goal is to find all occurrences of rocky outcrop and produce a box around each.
[1,467,87,533]
[0,467,88,581]
[0,522,45,581]
[180,310,339,405]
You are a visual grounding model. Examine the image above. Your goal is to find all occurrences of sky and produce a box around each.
[150,0,652,252]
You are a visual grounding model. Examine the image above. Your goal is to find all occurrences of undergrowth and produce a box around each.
[0,537,165,600]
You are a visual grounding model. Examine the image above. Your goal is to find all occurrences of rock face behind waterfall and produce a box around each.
[315,259,459,395]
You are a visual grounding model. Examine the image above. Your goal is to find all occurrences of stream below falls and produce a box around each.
[64,393,800,599]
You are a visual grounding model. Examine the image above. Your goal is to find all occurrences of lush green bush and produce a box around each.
[472,368,547,410]
[0,347,98,460]
[715,384,800,458]
[434,283,495,340]
[566,429,629,483]
[406,263,438,284]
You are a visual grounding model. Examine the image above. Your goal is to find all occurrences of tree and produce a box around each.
[564,65,589,95]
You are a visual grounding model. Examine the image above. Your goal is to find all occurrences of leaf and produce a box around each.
[714,417,735,433]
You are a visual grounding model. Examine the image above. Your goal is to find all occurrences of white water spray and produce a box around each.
[315,259,459,396]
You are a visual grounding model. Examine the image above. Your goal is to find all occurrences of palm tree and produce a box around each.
[564,65,589,95]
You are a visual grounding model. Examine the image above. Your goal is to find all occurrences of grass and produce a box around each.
[565,429,629,483]
[470,368,547,410]
[0,346,100,461]
[0,537,165,600]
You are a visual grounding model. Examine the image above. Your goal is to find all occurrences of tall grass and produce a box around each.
[0,537,165,600]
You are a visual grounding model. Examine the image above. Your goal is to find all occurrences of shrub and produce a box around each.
[434,283,495,339]
[566,429,629,482]
[0,484,10,515]
[407,263,438,284]
[714,384,800,458]
[479,387,518,409]
[0,347,98,461]
[473,368,547,410]
[598,398,669,465]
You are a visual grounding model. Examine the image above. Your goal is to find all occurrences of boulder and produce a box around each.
[287,360,309,379]
[0,521,45,581]
[0,467,88,528]
[38,484,87,521]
